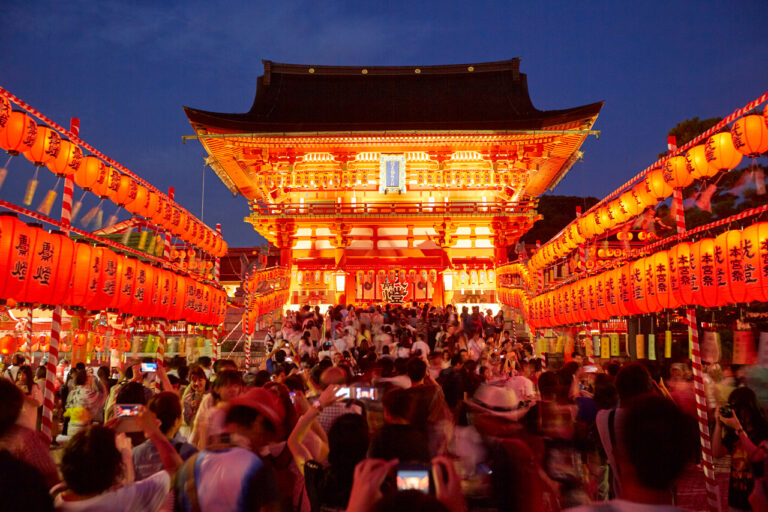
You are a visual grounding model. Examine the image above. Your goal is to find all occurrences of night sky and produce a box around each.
[2,1,767,247]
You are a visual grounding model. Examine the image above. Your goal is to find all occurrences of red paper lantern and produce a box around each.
[98,248,122,311]
[704,132,743,172]
[743,222,768,303]
[0,110,37,155]
[629,258,648,314]
[111,175,137,207]
[74,155,105,191]
[24,228,74,307]
[608,199,629,225]
[114,256,137,313]
[0,218,38,302]
[670,242,693,306]
[81,246,105,311]
[90,165,115,199]
[169,272,185,321]
[65,241,94,308]
[618,191,641,219]
[634,178,659,210]
[647,168,673,199]
[731,115,768,157]
[155,269,173,320]
[125,184,149,217]
[148,192,163,224]
[23,124,60,166]
[604,268,621,318]
[617,263,634,316]
[653,250,674,310]
[72,332,87,347]
[662,155,694,189]
[691,238,718,307]
[585,276,599,321]
[0,96,11,141]
[0,335,16,355]
[685,144,715,179]
[130,262,154,317]
[46,138,82,177]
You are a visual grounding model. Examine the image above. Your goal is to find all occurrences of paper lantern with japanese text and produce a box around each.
[585,276,598,321]
[652,250,674,310]
[146,192,161,222]
[154,269,173,320]
[686,144,715,179]
[0,96,10,142]
[617,263,634,316]
[24,228,74,307]
[691,238,718,307]
[114,256,137,313]
[0,219,38,302]
[65,241,93,308]
[169,272,186,321]
[125,184,149,217]
[604,268,621,318]
[629,258,648,314]
[634,179,658,210]
[23,124,60,167]
[704,132,742,173]
[618,190,641,219]
[742,222,768,303]
[608,199,630,225]
[145,265,162,318]
[46,138,82,177]
[662,155,694,189]
[642,256,661,313]
[90,166,116,199]
[731,115,768,157]
[96,248,121,312]
[74,155,104,191]
[109,174,137,206]
[80,246,105,311]
[598,206,614,234]
[713,231,736,305]
[670,242,694,306]
[0,110,37,155]
[129,262,153,317]
[647,168,673,200]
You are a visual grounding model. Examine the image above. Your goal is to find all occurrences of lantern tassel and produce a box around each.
[138,230,148,250]
[106,213,118,228]
[0,167,7,192]
[80,204,101,226]
[155,234,164,256]
[121,229,132,246]
[36,189,58,216]
[23,178,38,206]
[93,209,103,230]
[70,191,87,224]
[755,164,766,196]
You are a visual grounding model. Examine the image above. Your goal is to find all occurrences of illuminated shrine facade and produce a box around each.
[185,59,602,307]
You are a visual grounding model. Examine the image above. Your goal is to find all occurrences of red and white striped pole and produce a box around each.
[671,135,719,512]
[212,224,222,362]
[41,118,78,444]
[27,309,33,365]
[687,307,720,512]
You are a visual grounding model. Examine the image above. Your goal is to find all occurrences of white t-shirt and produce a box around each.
[505,375,536,404]
[53,470,170,512]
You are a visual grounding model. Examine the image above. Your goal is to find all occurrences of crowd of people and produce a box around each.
[1,302,767,511]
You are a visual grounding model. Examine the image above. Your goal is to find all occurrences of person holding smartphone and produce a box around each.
[712,386,768,511]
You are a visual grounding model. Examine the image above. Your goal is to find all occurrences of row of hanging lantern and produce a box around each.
[0,95,227,257]
[530,106,768,271]
[495,263,533,289]
[242,289,290,336]
[0,212,226,325]
[527,222,768,328]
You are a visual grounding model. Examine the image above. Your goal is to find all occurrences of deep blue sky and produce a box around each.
[2,1,767,247]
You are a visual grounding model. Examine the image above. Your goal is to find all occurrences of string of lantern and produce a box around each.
[529,93,768,271]
[0,87,227,257]
[522,220,768,328]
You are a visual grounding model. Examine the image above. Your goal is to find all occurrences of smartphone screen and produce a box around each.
[336,387,351,399]
[355,387,377,400]
[115,404,140,417]
[396,467,430,493]
[140,362,157,373]
[289,391,296,404]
